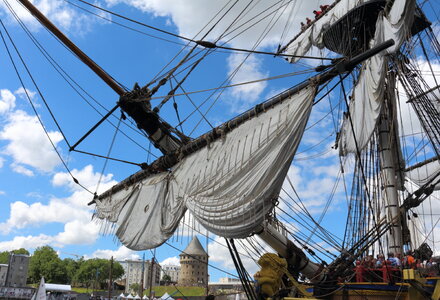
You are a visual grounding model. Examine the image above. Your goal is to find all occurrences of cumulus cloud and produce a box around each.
[14,87,36,102]
[160,256,180,266]
[0,218,101,251]
[55,220,101,245]
[0,197,90,234]
[11,163,34,177]
[226,54,268,111]
[0,0,102,33]
[208,236,269,276]
[0,109,63,173]
[0,165,115,237]
[0,89,16,115]
[0,234,54,252]
[89,245,141,260]
[52,164,115,193]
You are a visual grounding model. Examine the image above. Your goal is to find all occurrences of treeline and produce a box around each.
[0,246,124,288]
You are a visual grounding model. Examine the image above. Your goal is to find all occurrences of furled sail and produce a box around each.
[283,0,366,63]
[95,85,317,250]
[339,0,415,155]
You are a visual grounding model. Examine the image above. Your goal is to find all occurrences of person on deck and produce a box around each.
[404,252,415,269]
[320,5,329,12]
[395,253,402,267]
[387,253,397,267]
[313,10,322,19]
[306,17,312,25]
[376,254,385,268]
[300,22,306,31]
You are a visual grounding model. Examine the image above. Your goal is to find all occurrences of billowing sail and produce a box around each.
[339,0,415,155]
[95,85,317,250]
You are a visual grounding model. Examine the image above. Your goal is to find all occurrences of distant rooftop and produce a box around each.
[180,236,207,256]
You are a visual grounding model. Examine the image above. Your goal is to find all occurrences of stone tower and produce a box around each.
[178,236,208,286]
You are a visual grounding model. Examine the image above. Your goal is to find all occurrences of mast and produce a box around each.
[379,117,403,254]
[148,251,156,300]
[108,256,113,300]
[140,253,145,298]
[17,0,186,155]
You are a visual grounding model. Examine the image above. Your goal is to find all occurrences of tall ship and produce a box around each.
[2,0,440,298]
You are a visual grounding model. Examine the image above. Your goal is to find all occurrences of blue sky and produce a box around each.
[1,0,439,284]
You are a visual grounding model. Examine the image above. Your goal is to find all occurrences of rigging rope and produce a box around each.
[0,19,94,194]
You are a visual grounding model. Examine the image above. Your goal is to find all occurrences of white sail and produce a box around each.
[31,277,46,300]
[339,0,415,155]
[95,85,317,250]
[406,159,440,190]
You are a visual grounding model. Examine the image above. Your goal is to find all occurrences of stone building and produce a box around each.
[178,236,208,286]
[0,264,8,286]
[119,259,160,293]
[160,264,180,283]
[4,254,29,288]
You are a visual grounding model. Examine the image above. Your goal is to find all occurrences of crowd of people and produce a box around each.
[355,252,439,282]
[300,5,330,31]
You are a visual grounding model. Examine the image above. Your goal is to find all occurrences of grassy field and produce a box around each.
[145,286,205,297]
[72,287,106,294]
[71,286,205,297]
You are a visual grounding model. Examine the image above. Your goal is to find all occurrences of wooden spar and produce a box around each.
[95,39,395,202]
[18,0,126,96]
[19,0,186,154]
[405,156,439,172]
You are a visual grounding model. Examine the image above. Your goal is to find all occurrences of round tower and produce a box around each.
[178,236,208,286]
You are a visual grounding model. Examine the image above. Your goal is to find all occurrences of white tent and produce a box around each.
[118,293,126,299]
[134,294,141,300]
[160,293,173,300]
[126,294,134,299]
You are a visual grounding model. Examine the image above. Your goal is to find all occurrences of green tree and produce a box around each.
[0,248,30,264]
[64,257,84,286]
[75,258,124,289]
[162,274,171,284]
[28,246,67,284]
[130,283,140,294]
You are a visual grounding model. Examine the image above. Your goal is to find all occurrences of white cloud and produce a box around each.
[226,54,268,111]
[11,163,34,177]
[55,219,100,245]
[52,164,115,193]
[208,236,268,277]
[0,109,63,173]
[0,198,90,234]
[0,234,54,252]
[0,0,100,33]
[14,87,36,102]
[89,245,141,260]
[0,157,4,168]
[0,165,115,236]
[0,190,5,195]
[0,218,100,250]
[160,256,180,266]
[0,89,16,115]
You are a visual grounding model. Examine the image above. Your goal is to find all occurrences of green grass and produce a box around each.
[70,286,205,297]
[72,287,107,294]
[144,286,205,297]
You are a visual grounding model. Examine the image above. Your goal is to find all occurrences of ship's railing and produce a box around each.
[353,261,440,283]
